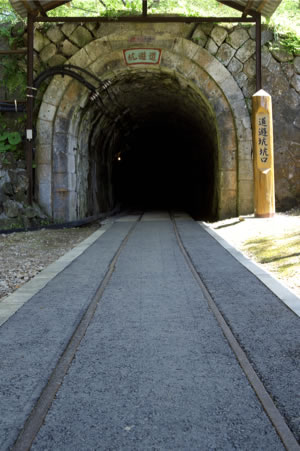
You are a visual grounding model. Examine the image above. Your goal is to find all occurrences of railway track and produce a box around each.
[4,212,300,450]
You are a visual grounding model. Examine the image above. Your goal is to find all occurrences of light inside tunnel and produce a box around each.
[74,70,220,220]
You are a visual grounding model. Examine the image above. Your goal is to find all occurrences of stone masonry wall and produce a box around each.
[29,21,300,211]
[0,20,299,222]
[191,23,299,210]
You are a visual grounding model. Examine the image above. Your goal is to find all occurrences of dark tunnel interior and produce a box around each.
[80,72,220,220]
[111,119,216,218]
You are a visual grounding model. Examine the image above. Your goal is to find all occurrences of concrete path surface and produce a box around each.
[0,213,299,450]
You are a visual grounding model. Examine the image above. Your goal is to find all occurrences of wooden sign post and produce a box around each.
[252,90,275,217]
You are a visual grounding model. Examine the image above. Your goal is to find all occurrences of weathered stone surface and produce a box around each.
[242,79,257,98]
[69,26,93,48]
[236,39,256,63]
[205,57,231,84]
[48,54,67,67]
[37,119,53,146]
[243,57,256,78]
[61,23,77,38]
[9,170,28,195]
[24,206,37,219]
[281,61,295,79]
[68,47,93,67]
[0,153,16,170]
[38,102,57,122]
[34,30,49,52]
[294,114,300,129]
[294,57,300,74]
[200,23,214,36]
[85,22,98,33]
[271,48,294,63]
[211,26,228,46]
[226,28,249,49]
[205,38,218,56]
[261,46,272,68]
[238,158,253,181]
[221,76,244,104]
[291,74,300,93]
[267,54,282,74]
[2,181,13,196]
[46,26,64,44]
[228,57,243,75]
[60,39,79,57]
[192,27,207,47]
[40,43,57,64]
[263,67,290,98]
[3,199,21,218]
[216,43,235,66]
[248,25,273,45]
[53,150,75,174]
[37,183,52,216]
[238,180,254,215]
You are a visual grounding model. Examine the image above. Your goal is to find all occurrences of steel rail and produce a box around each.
[12,213,143,451]
[170,213,300,451]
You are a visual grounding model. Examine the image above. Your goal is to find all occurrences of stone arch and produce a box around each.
[36,32,253,220]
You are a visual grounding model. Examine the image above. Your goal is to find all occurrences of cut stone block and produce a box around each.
[228,57,243,75]
[60,39,79,57]
[226,28,249,50]
[211,26,228,46]
[69,26,93,48]
[243,57,256,78]
[192,27,207,47]
[48,54,67,67]
[61,23,77,38]
[271,48,294,63]
[236,39,256,63]
[216,43,235,66]
[205,38,218,56]
[46,26,64,44]
[40,43,57,64]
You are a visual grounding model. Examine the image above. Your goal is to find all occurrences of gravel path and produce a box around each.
[0,210,299,302]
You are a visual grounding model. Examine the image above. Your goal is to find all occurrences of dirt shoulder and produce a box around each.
[0,224,100,302]
[206,208,300,298]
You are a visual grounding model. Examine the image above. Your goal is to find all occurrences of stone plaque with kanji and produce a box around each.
[123,48,162,65]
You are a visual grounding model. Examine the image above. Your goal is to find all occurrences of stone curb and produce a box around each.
[0,224,112,327]
[199,222,300,318]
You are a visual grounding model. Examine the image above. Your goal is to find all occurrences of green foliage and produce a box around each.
[0,0,299,37]
[0,21,26,97]
[278,32,300,54]
[0,55,27,96]
[0,114,25,159]
[0,131,21,153]
[269,0,300,37]
[0,0,20,23]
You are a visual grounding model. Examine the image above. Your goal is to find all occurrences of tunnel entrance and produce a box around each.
[112,118,216,218]
[86,72,219,220]
[36,34,252,222]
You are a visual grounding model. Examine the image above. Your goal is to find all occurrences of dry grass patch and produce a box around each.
[208,209,300,298]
